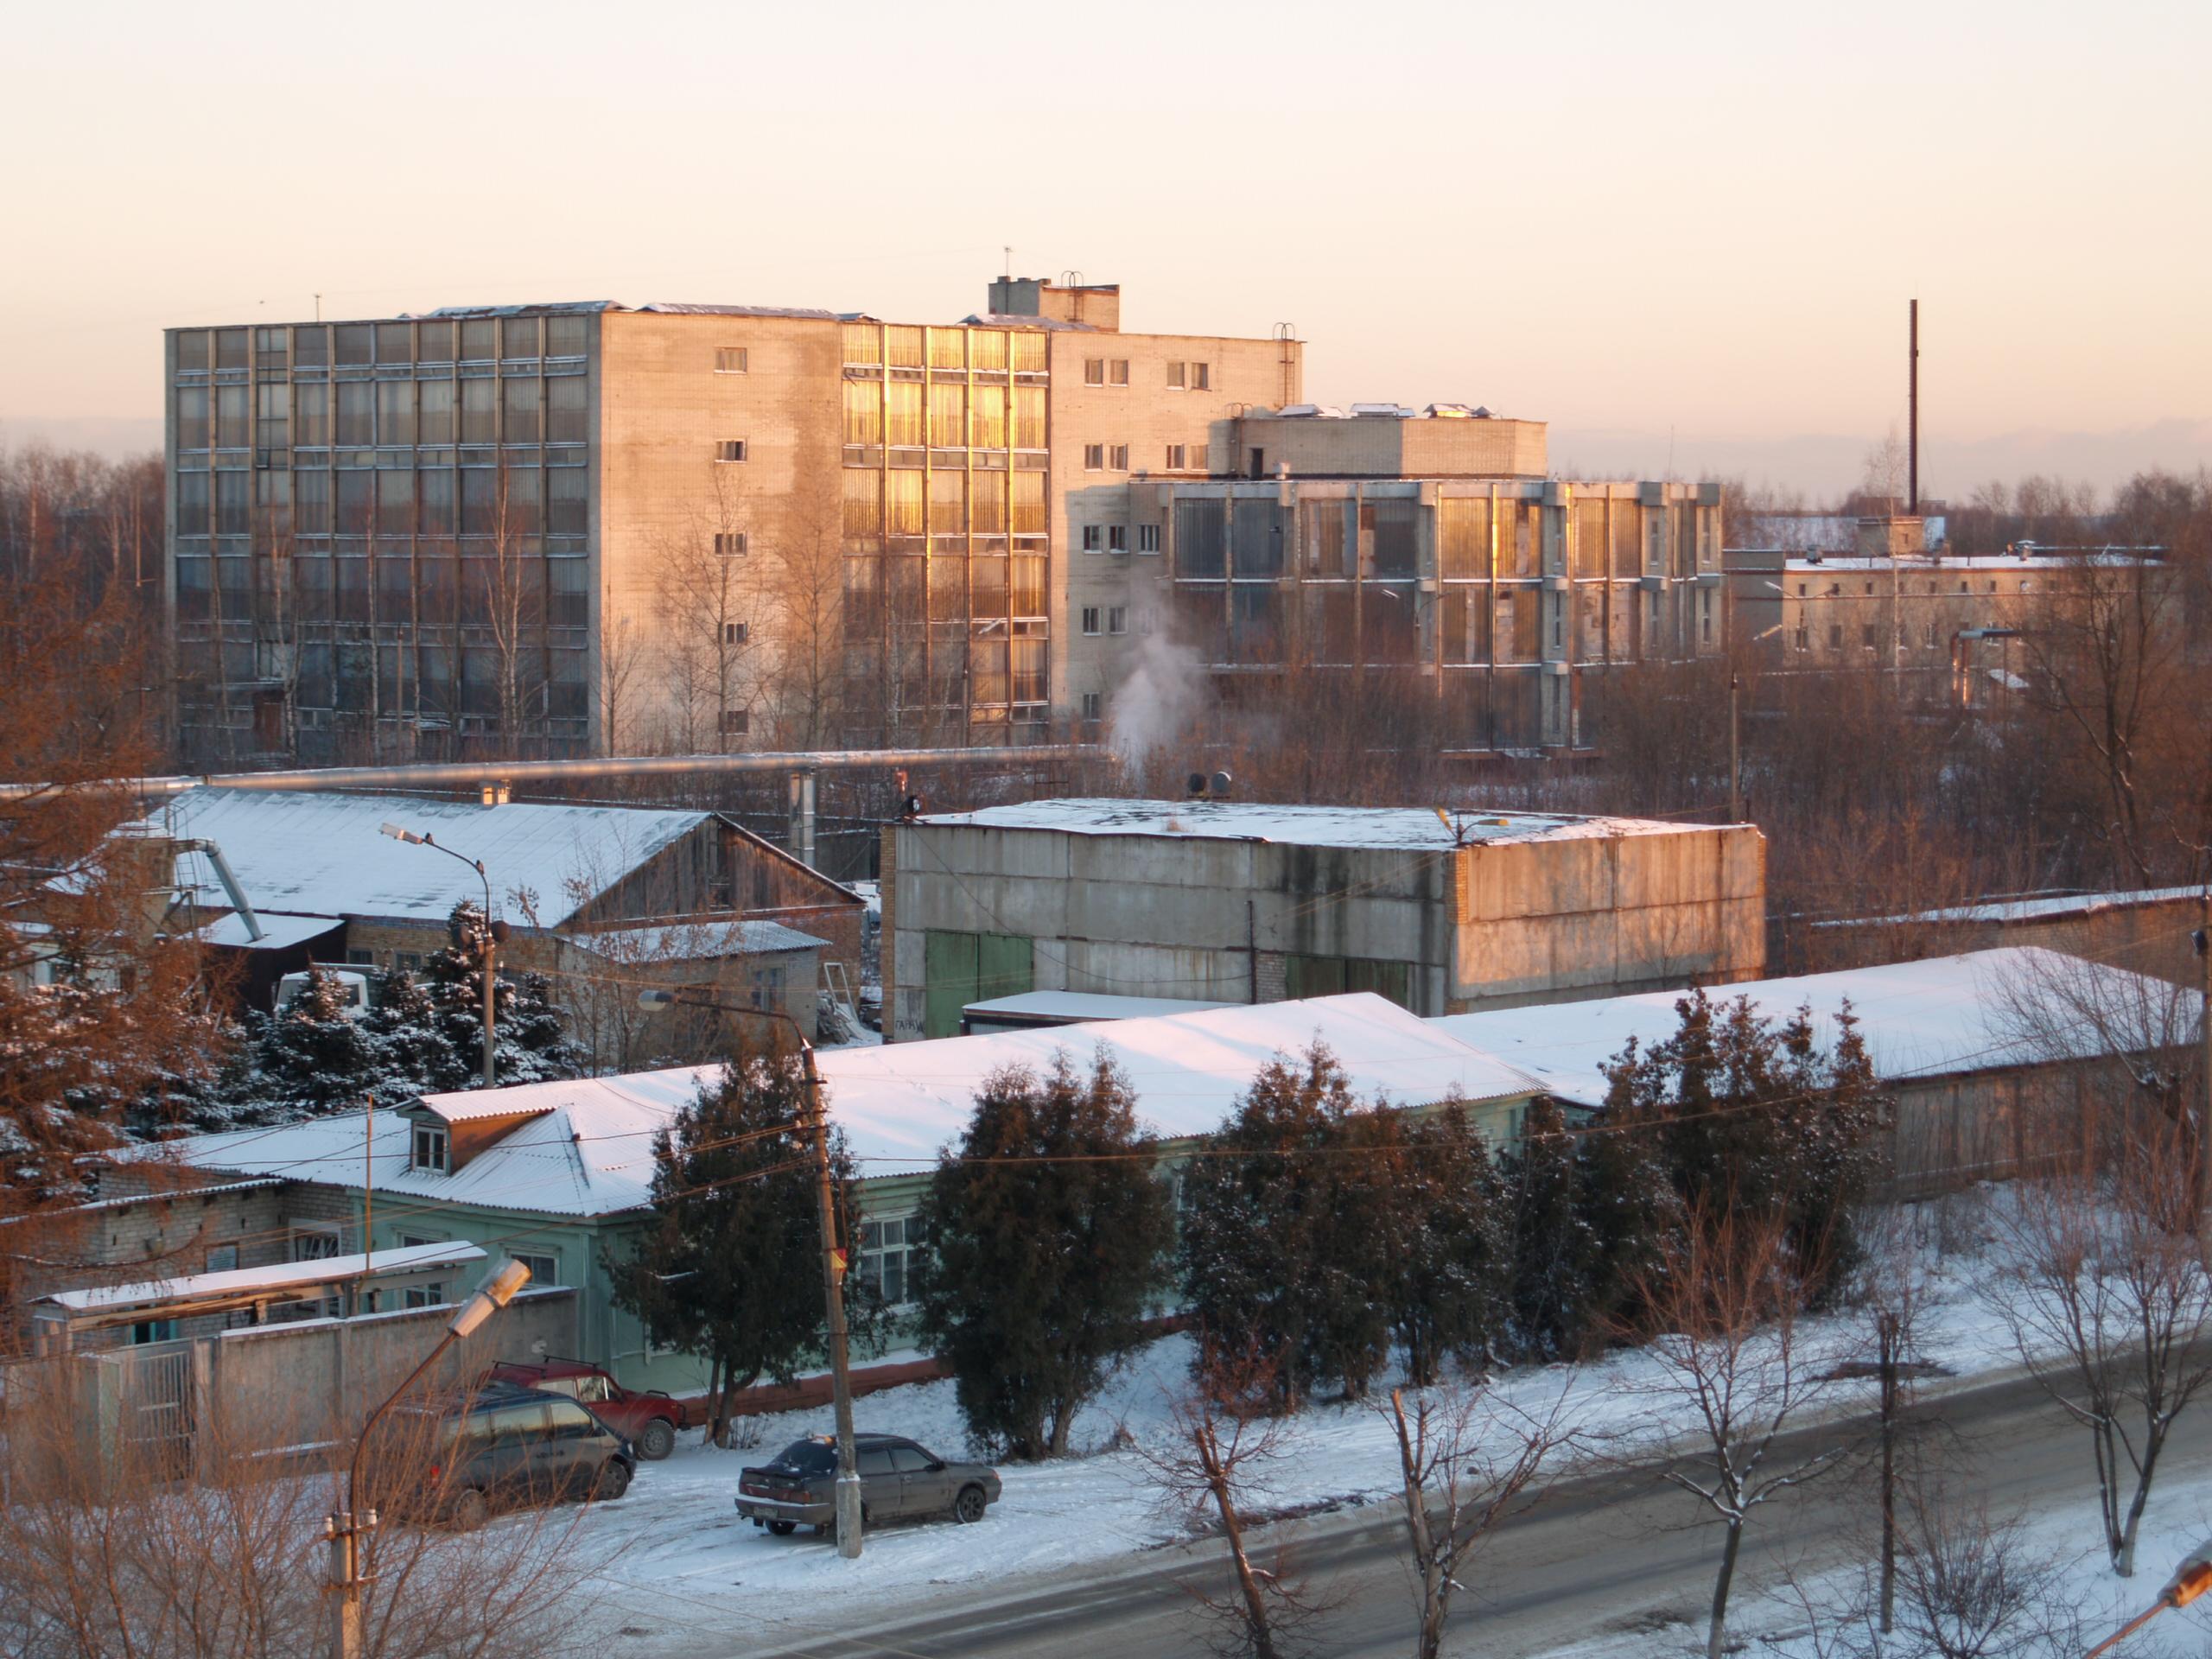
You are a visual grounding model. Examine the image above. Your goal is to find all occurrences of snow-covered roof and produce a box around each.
[963,991,1238,1023]
[1428,948,2182,1108]
[1821,885,2205,931]
[164,994,1545,1211]
[188,912,345,951]
[0,1177,284,1226]
[918,798,1712,850]
[126,789,715,927]
[562,919,827,961]
[37,1241,484,1314]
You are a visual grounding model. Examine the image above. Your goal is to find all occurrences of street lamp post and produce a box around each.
[2082,1546,2212,1656]
[638,987,864,1559]
[327,1257,533,1659]
[380,823,506,1087]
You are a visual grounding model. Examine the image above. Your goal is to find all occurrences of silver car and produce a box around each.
[736,1433,1001,1535]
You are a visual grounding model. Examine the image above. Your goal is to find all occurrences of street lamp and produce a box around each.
[327,1256,533,1659]
[380,823,506,1088]
[637,987,864,1560]
[2083,1545,2212,1656]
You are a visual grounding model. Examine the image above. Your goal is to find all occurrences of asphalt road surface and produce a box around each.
[721,1370,2211,1659]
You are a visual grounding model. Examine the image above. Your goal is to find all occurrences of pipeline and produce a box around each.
[0,745,1103,803]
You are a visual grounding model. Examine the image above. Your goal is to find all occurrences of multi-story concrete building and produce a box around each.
[1726,516,2168,698]
[164,277,1294,761]
[1065,408,1726,752]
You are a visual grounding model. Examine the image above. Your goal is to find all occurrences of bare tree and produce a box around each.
[762,482,845,748]
[597,609,649,756]
[1382,1377,1573,1659]
[1135,1354,1331,1659]
[652,468,760,752]
[1879,1486,2085,1659]
[1995,1111,2212,1576]
[480,465,550,757]
[1624,1205,1848,1659]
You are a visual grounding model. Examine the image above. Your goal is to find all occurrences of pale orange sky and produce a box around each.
[3,0,2206,495]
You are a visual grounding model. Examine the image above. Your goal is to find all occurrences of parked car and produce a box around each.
[374,1382,636,1529]
[486,1357,684,1460]
[736,1433,1000,1536]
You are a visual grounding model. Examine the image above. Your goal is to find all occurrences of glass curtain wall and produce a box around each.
[840,321,1050,744]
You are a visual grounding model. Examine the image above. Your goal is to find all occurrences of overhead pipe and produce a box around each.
[0,745,1103,804]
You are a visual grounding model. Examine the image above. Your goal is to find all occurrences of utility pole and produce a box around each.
[1727,673,1743,824]
[379,822,504,1086]
[639,988,864,1556]
[801,1039,864,1557]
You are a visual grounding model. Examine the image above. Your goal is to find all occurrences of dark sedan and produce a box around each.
[736,1433,1001,1535]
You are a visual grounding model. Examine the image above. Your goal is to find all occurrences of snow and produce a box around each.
[188,912,345,950]
[162,993,1544,1211]
[125,788,715,927]
[557,1193,2093,1656]
[38,1240,483,1313]
[963,989,1238,1025]
[0,1177,283,1226]
[559,919,827,961]
[1429,947,2179,1108]
[1819,883,2206,931]
[918,798,1720,850]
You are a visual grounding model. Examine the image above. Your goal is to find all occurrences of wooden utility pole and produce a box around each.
[802,1040,865,1558]
[1727,674,1743,824]
[2197,893,2211,1223]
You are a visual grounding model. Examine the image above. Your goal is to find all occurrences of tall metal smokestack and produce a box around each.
[1908,298,1920,515]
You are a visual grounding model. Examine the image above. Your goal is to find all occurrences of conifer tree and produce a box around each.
[913,1052,1173,1459]
[607,1042,875,1436]
[1180,1044,1391,1408]
[1501,1096,1599,1360]
[252,966,383,1111]
[1371,1101,1510,1385]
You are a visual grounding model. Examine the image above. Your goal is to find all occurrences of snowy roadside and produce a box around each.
[557,1195,2052,1655]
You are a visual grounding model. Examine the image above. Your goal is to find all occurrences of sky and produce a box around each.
[2,0,2206,498]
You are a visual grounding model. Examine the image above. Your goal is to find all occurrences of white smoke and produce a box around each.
[1108,632,1205,764]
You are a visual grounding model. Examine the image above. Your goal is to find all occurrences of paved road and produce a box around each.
[714,1370,2211,1659]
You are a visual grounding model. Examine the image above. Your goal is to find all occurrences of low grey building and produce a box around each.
[882,798,1765,1039]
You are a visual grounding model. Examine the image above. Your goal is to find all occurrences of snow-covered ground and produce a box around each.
[557,1192,2064,1654]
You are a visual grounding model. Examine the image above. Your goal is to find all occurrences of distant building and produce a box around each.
[881,798,1764,1040]
[1071,407,1725,752]
[1726,515,2165,696]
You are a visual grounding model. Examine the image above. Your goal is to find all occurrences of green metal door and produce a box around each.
[923,930,1034,1038]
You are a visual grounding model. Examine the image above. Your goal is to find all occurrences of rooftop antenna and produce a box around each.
[1908,297,1921,515]
[1002,245,1012,280]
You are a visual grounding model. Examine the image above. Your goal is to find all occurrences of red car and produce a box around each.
[485,1358,684,1461]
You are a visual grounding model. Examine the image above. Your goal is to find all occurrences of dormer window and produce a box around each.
[412,1123,449,1173]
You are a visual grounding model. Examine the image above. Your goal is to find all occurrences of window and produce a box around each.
[719,709,750,735]
[512,1251,558,1287]
[1108,524,1128,553]
[858,1215,917,1306]
[412,1122,449,1173]
[1083,443,1104,471]
[1190,442,1209,471]
[404,1281,447,1310]
[1081,606,1102,634]
[715,440,748,463]
[293,1224,345,1262]
[723,621,749,645]
[1827,623,1844,649]
[205,1243,239,1273]
[1165,444,1185,469]
[346,950,374,967]
[748,961,785,1010]
[1084,358,1105,385]
[1192,363,1211,391]
[1108,606,1127,634]
[1138,523,1160,554]
[1166,361,1186,389]
[715,347,748,373]
[1796,582,1808,595]
[1080,691,1102,721]
[1794,623,1809,651]
[715,531,748,557]
[1109,443,1128,471]
[1924,620,1937,646]
[1861,624,1878,648]
[1082,524,1102,552]
[131,1319,179,1345]
[1109,359,1129,386]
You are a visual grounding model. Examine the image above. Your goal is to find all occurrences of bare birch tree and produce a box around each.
[1995,1111,2212,1577]
[1625,1205,1848,1659]
[1382,1377,1574,1659]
